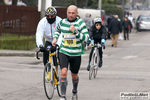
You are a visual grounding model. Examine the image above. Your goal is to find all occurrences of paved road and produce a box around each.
[0,31,150,100]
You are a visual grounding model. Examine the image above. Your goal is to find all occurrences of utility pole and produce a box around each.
[98,0,102,18]
[122,0,124,18]
[98,0,102,9]
[45,0,52,9]
[41,0,46,18]
[38,0,52,19]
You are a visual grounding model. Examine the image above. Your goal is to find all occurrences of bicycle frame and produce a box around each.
[94,43,101,67]
[36,46,61,99]
[48,52,59,85]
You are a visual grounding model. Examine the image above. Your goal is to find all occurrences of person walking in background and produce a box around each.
[107,14,113,39]
[83,13,93,31]
[89,14,94,25]
[108,15,122,47]
[76,15,80,19]
[132,18,136,33]
[83,13,93,47]
[118,17,123,40]
[122,15,132,40]
[128,13,133,33]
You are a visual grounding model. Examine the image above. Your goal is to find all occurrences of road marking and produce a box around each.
[132,44,150,46]
[82,54,109,57]
[122,55,138,59]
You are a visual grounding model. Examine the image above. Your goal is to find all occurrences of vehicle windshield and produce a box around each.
[141,17,150,22]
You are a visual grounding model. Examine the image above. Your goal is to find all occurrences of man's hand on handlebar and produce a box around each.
[52,38,57,47]
[39,45,46,52]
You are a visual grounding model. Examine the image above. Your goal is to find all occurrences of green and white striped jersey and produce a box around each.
[53,18,89,56]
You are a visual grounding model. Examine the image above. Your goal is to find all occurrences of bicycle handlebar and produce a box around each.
[93,43,105,49]
[36,50,40,60]
[35,45,59,60]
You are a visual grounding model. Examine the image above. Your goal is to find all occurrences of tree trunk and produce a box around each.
[12,0,17,5]
[84,0,89,7]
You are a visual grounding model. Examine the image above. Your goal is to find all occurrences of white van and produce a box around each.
[78,8,106,25]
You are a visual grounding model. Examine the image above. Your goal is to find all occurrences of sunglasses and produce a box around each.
[95,23,101,26]
[46,15,56,18]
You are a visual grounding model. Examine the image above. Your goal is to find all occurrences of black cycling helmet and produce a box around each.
[45,6,57,16]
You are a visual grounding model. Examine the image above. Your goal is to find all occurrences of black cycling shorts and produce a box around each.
[59,53,81,74]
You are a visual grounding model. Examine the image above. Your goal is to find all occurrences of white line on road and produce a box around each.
[82,54,109,57]
[122,55,138,59]
[132,44,150,46]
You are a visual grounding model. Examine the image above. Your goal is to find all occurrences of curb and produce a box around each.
[0,53,43,57]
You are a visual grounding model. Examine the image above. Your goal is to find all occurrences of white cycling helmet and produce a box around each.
[94,17,102,24]
[45,6,57,15]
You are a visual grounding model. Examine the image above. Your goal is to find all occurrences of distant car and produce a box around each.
[136,15,150,31]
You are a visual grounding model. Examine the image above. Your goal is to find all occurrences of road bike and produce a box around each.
[36,45,61,99]
[89,42,105,80]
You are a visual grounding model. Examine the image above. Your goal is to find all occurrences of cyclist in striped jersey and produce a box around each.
[52,5,89,100]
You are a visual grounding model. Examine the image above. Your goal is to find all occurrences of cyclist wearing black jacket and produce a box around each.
[87,17,107,71]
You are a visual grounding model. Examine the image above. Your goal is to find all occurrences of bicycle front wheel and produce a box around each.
[93,50,99,78]
[89,65,93,80]
[43,63,54,99]
[55,65,61,97]
[89,54,95,80]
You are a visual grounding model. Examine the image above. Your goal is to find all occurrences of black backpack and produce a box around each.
[124,20,129,28]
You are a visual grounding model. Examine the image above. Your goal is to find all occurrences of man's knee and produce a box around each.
[61,68,67,78]
[71,73,78,80]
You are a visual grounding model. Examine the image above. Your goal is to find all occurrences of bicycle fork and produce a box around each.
[49,54,59,85]
[53,68,59,85]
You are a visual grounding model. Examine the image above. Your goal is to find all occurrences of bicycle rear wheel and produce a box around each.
[43,63,54,99]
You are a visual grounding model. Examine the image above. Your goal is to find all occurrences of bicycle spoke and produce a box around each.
[43,64,54,99]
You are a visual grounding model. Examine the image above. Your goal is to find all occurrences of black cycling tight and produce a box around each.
[88,47,103,64]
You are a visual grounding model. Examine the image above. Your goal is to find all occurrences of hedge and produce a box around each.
[0,38,37,50]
